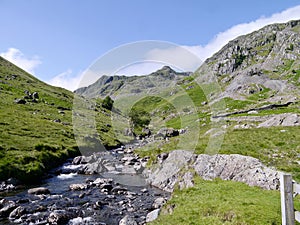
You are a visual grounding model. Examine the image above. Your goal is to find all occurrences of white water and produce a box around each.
[57,173,78,180]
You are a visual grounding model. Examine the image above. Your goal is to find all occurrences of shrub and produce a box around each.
[102,96,114,110]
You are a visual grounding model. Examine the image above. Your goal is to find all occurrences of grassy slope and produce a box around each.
[131,74,300,224]
[151,177,300,225]
[0,57,119,183]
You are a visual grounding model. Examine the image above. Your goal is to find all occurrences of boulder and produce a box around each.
[32,92,39,99]
[14,99,26,104]
[69,183,87,191]
[78,158,106,174]
[93,178,113,186]
[72,156,88,165]
[28,187,50,195]
[9,206,26,220]
[152,197,166,209]
[119,215,137,225]
[24,90,31,96]
[0,200,17,218]
[48,210,76,225]
[146,209,160,223]
[142,127,151,137]
[178,171,194,190]
[157,128,179,138]
[69,217,94,225]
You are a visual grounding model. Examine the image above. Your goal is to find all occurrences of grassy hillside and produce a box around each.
[134,75,300,178]
[0,57,119,183]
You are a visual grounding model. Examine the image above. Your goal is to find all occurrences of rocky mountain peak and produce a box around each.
[197,19,300,102]
[75,66,191,98]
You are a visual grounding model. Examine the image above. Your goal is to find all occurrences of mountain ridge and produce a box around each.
[74,66,192,99]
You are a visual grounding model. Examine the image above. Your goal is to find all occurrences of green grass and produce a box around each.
[150,177,300,225]
[195,125,300,181]
[0,57,120,183]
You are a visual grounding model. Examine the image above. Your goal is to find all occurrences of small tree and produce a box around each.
[128,108,150,134]
[102,96,114,110]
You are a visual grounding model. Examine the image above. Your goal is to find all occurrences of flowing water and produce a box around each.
[0,148,168,225]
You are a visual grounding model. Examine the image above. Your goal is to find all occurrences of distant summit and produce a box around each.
[74,66,192,98]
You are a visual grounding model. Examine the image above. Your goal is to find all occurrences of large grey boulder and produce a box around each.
[146,209,160,223]
[144,150,281,191]
[193,154,280,190]
[78,158,106,174]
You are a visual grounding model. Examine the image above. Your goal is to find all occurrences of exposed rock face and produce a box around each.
[144,150,195,192]
[196,20,300,101]
[144,150,281,192]
[193,154,280,190]
[258,113,299,127]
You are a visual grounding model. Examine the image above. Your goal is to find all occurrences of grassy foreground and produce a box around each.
[150,177,300,225]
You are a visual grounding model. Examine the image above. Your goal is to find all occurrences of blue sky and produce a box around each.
[1,0,300,90]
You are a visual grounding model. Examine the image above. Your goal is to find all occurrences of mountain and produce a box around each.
[76,20,300,112]
[74,66,192,99]
[0,56,120,183]
[195,20,300,104]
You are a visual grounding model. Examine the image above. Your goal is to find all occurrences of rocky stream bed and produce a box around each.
[0,146,169,225]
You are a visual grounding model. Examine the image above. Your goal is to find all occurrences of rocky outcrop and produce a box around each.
[193,154,280,190]
[144,150,281,192]
[196,20,300,101]
[258,113,299,127]
[144,150,195,192]
[216,112,299,130]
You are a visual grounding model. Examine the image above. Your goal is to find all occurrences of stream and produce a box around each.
[0,146,169,225]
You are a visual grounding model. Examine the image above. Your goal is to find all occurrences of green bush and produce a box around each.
[102,96,114,110]
[128,108,151,133]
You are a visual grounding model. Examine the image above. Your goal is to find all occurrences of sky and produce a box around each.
[1,0,300,91]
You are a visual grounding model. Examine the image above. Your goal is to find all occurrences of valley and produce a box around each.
[1,19,300,224]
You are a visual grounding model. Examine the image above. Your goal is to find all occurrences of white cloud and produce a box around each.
[48,69,78,91]
[0,48,41,74]
[145,46,202,72]
[48,4,300,90]
[184,5,300,61]
[47,69,102,91]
